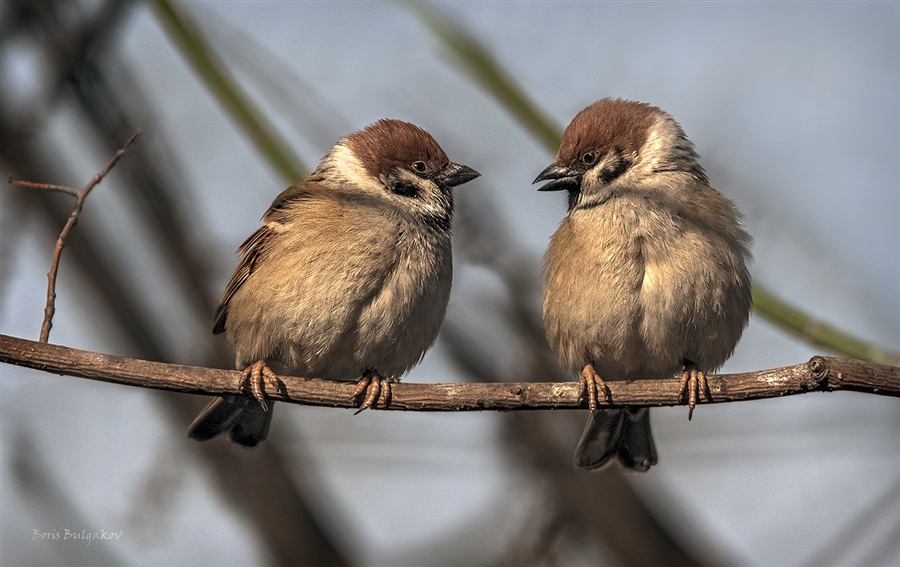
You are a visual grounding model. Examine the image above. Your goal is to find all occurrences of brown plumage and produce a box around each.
[556,99,656,168]
[345,119,450,179]
[536,98,752,471]
[188,120,479,446]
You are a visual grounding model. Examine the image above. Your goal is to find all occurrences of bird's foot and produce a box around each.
[679,361,711,420]
[240,360,278,412]
[579,364,611,412]
[352,370,392,414]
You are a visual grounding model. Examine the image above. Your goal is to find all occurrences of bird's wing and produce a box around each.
[212,183,314,334]
[212,223,275,334]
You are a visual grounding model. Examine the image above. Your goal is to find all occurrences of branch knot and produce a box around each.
[808,356,828,384]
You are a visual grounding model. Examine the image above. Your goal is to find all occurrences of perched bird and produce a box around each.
[534,99,752,471]
[188,119,479,446]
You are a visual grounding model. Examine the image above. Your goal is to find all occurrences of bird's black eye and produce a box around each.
[582,152,597,165]
[412,161,427,174]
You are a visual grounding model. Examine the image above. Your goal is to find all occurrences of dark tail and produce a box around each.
[187,396,273,447]
[574,408,658,472]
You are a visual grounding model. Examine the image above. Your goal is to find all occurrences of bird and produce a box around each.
[187,119,479,446]
[534,98,752,471]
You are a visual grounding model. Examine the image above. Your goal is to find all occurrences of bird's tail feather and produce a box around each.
[186,396,273,447]
[574,408,657,472]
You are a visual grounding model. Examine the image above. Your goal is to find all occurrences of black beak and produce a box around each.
[439,162,481,187]
[533,163,580,192]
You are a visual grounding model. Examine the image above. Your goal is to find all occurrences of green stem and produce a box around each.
[752,287,900,366]
[152,0,305,183]
[408,3,561,152]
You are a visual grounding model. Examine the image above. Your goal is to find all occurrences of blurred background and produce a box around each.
[1,2,898,566]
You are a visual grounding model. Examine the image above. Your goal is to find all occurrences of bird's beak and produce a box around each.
[439,162,481,187]
[533,163,580,192]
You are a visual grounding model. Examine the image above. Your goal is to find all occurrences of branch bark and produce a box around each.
[2,334,897,411]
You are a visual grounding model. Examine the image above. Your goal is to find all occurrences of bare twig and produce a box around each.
[6,180,80,197]
[1,334,897,411]
[7,129,142,343]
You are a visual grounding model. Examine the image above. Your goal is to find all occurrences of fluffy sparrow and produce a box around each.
[188,119,479,446]
[535,98,752,470]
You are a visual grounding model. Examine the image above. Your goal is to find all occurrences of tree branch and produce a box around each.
[1,334,897,411]
[7,129,142,343]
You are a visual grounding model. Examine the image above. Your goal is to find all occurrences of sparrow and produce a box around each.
[534,98,752,471]
[187,119,479,446]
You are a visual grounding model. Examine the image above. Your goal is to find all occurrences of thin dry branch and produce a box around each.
[6,180,80,196]
[7,129,142,343]
[1,334,897,411]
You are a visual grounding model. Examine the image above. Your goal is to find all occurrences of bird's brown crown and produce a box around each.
[557,98,659,165]
[345,119,450,179]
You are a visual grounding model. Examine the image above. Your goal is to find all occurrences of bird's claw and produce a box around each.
[241,360,278,412]
[679,362,710,420]
[352,371,392,414]
[579,364,611,412]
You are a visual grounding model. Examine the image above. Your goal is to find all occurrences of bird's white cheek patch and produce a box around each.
[583,167,603,187]
[329,144,383,193]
